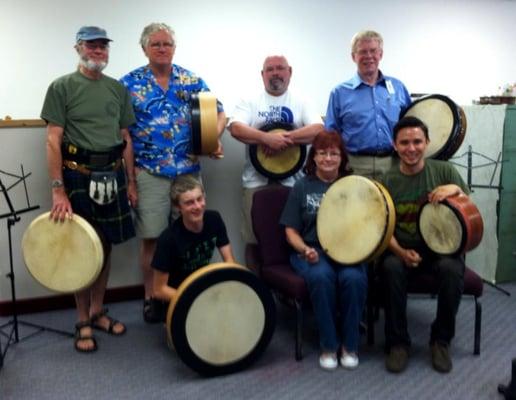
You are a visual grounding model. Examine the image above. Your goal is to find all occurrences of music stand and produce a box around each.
[0,166,73,370]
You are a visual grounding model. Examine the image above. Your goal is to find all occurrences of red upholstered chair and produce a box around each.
[368,264,483,355]
[245,185,309,361]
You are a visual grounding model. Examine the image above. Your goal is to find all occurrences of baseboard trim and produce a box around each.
[0,285,144,316]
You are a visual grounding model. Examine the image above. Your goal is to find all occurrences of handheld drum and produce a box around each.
[317,175,395,264]
[401,94,467,160]
[249,122,307,180]
[21,212,104,293]
[191,92,219,155]
[418,195,484,256]
[166,262,276,376]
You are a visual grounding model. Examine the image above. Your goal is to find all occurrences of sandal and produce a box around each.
[74,320,98,353]
[91,308,126,336]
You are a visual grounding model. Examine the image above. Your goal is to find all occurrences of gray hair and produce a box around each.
[351,30,383,53]
[140,23,176,48]
[170,176,204,206]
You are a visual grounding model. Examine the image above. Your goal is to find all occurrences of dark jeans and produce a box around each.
[380,251,465,350]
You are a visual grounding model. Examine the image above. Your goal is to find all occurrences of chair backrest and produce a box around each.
[251,185,291,267]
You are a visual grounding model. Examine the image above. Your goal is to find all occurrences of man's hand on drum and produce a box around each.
[401,248,422,268]
[50,189,73,222]
[262,131,293,155]
[428,184,464,204]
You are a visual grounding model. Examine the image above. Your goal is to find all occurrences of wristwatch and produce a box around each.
[51,179,64,188]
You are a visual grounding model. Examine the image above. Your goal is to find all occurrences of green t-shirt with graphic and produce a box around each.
[380,159,469,249]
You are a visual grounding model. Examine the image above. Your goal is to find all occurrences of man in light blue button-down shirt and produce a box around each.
[325,30,411,178]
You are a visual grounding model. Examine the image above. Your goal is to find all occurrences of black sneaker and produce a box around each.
[143,298,167,324]
[431,342,452,373]
[385,345,409,373]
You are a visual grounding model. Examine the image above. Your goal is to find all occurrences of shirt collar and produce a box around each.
[348,70,386,89]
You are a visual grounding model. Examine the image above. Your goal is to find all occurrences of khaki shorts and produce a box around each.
[134,169,200,238]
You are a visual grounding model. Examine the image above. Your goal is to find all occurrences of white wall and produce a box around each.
[1,0,516,119]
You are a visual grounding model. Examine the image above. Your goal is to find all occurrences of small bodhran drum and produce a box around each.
[166,262,276,376]
[317,175,395,264]
[21,212,103,293]
[249,122,306,180]
[418,195,484,256]
[191,92,219,155]
[402,94,467,160]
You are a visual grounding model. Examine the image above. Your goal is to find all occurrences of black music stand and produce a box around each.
[0,166,73,370]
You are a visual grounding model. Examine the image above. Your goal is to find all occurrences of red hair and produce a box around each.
[303,130,351,177]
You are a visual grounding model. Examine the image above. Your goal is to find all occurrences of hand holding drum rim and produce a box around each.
[428,184,465,204]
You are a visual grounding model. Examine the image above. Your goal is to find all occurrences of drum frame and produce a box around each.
[418,195,484,256]
[191,92,219,155]
[249,121,307,180]
[402,94,466,160]
[22,212,104,293]
[317,176,395,264]
[166,263,276,376]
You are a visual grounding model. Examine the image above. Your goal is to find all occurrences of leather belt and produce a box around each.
[63,159,122,175]
[349,150,393,157]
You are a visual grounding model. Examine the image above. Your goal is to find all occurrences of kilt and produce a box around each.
[63,166,135,244]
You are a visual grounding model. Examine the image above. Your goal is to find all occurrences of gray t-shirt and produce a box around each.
[280,175,332,246]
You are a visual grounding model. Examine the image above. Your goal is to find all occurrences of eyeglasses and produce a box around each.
[82,42,109,51]
[149,41,174,49]
[315,150,341,159]
[355,48,381,57]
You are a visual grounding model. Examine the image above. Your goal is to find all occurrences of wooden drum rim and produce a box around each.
[418,195,484,255]
[191,92,219,155]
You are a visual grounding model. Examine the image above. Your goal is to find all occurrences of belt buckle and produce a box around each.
[67,161,78,170]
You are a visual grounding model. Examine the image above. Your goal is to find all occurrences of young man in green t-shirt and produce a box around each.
[380,116,469,374]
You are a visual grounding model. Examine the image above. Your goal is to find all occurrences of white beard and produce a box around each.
[79,57,107,72]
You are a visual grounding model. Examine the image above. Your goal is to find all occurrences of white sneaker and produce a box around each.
[319,353,338,370]
[340,351,359,369]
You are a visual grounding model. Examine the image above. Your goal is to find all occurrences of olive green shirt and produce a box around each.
[41,70,135,151]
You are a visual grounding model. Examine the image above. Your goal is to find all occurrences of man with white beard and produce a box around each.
[41,26,137,353]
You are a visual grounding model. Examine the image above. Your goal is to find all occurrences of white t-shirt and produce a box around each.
[229,90,323,188]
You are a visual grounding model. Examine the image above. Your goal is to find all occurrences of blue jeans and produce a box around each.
[290,249,368,353]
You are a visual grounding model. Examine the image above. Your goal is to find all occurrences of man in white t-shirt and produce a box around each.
[228,55,323,244]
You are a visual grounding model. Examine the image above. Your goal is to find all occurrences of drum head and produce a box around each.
[317,176,395,264]
[191,92,219,155]
[418,203,464,255]
[166,263,276,376]
[249,122,306,180]
[21,212,104,293]
[402,94,464,160]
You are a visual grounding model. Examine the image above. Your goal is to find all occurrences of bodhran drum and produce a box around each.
[418,195,484,256]
[401,94,467,160]
[249,122,307,180]
[191,92,219,155]
[21,212,104,293]
[166,262,276,376]
[317,175,395,264]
